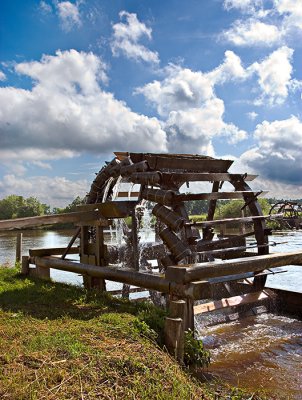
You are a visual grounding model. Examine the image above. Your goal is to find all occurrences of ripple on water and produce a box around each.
[199,313,302,399]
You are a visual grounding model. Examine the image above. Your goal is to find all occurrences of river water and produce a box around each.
[0,229,301,398]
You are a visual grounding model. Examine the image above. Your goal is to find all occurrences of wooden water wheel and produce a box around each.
[85,152,271,294]
[269,201,302,230]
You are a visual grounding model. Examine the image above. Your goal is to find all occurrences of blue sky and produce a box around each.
[0,0,302,206]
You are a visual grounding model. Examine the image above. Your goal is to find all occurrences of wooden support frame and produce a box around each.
[0,210,108,230]
[188,213,283,228]
[28,256,211,299]
[165,251,302,284]
[193,290,271,315]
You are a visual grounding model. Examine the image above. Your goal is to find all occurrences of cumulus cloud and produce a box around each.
[111,11,159,64]
[223,0,263,13]
[56,1,82,32]
[275,0,302,32]
[241,116,302,184]
[206,50,248,83]
[0,49,167,169]
[249,46,294,105]
[222,19,283,47]
[222,0,302,47]
[0,174,89,207]
[136,53,248,154]
[135,64,214,116]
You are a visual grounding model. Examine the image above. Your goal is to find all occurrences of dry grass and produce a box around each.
[0,267,267,399]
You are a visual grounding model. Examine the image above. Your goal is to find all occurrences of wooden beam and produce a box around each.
[145,154,233,172]
[116,192,140,198]
[165,251,302,283]
[29,247,79,257]
[160,172,257,182]
[30,256,204,299]
[108,287,148,295]
[77,201,137,218]
[188,213,283,227]
[61,228,81,260]
[0,211,109,230]
[196,232,253,252]
[193,290,269,315]
[142,188,267,206]
[176,191,268,202]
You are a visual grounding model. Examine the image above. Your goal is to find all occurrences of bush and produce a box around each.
[184,329,211,369]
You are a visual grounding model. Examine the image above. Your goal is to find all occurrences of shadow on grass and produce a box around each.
[0,269,160,321]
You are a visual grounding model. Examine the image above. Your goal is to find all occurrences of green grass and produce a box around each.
[0,266,268,399]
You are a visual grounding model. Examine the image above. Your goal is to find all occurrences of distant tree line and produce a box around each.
[0,195,85,220]
[1,194,301,222]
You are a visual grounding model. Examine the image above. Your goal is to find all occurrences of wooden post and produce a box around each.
[15,232,22,264]
[34,259,50,280]
[131,210,140,271]
[21,255,30,275]
[164,298,194,362]
[164,317,184,362]
[169,299,194,332]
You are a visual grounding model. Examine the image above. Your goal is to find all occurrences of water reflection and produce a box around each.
[0,229,82,285]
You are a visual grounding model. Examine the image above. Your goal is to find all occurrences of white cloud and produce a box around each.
[0,71,6,81]
[136,57,248,155]
[241,116,302,184]
[249,46,294,105]
[0,148,76,176]
[206,50,248,83]
[0,174,89,207]
[136,64,214,116]
[275,0,302,32]
[111,11,159,64]
[39,1,52,14]
[223,0,263,13]
[247,111,258,120]
[222,0,302,47]
[0,50,167,171]
[56,1,82,32]
[222,19,283,46]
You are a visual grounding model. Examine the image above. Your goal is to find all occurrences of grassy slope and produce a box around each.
[0,267,267,400]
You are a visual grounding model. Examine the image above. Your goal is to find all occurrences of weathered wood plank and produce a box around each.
[0,211,108,230]
[189,213,283,227]
[77,201,137,217]
[108,287,148,295]
[165,251,302,283]
[196,232,253,252]
[29,247,79,257]
[30,256,203,298]
[161,172,257,182]
[129,172,257,186]
[116,191,140,198]
[176,191,268,202]
[193,290,269,315]
[142,188,267,206]
[145,155,233,172]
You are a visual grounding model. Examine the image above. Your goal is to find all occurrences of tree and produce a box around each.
[0,195,50,220]
[185,200,208,215]
[62,196,85,213]
[215,198,272,220]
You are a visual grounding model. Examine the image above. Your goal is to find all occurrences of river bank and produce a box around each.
[0,266,268,400]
